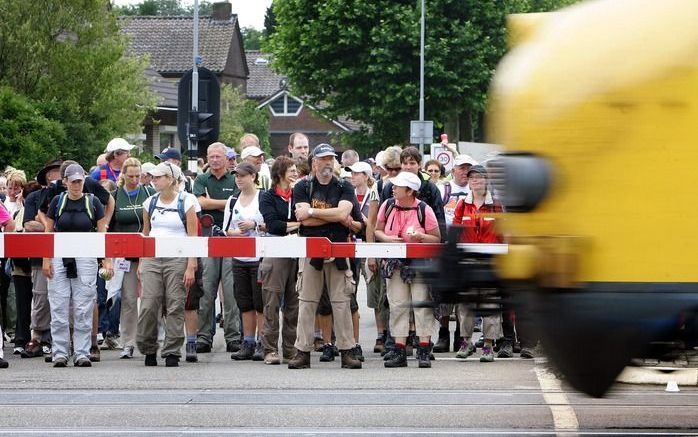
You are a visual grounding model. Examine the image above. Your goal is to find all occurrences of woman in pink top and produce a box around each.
[0,202,14,369]
[375,171,440,368]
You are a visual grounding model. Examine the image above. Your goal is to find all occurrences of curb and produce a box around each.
[616,366,698,386]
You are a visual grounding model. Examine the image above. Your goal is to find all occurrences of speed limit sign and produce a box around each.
[431,144,454,171]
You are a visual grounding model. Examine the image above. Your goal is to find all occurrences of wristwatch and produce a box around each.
[308,207,315,217]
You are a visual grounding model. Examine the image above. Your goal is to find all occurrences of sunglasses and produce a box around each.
[386,166,401,172]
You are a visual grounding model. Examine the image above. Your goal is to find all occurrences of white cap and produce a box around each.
[105,137,135,153]
[344,161,373,177]
[389,171,421,192]
[375,151,385,169]
[241,146,265,160]
[453,154,478,167]
[141,162,156,174]
[339,169,352,179]
[148,162,182,181]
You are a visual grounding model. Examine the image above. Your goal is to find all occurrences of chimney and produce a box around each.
[212,2,232,21]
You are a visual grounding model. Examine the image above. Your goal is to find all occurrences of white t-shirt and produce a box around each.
[143,192,199,238]
[439,181,470,226]
[3,200,18,217]
[223,191,264,262]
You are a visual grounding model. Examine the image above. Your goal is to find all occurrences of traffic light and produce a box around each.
[177,67,220,155]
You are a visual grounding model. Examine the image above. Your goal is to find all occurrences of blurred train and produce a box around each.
[430,0,698,397]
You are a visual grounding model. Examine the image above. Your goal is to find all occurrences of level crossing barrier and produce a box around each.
[0,233,508,259]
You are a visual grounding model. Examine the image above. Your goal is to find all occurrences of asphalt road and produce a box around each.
[1,287,697,435]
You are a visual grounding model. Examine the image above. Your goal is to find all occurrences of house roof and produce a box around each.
[245,50,286,99]
[120,16,242,75]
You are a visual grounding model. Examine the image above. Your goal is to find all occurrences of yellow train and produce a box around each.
[487,0,698,396]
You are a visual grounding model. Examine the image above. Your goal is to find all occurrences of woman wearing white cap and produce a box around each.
[42,163,109,367]
[138,162,198,367]
[375,171,440,368]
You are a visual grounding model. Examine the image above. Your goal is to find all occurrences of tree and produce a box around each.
[269,0,578,155]
[219,85,271,155]
[0,0,154,171]
[241,27,263,51]
[113,0,214,16]
[0,88,66,177]
[263,4,277,39]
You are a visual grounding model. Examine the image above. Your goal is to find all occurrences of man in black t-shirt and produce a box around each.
[288,144,362,369]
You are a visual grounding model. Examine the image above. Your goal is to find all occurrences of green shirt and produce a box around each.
[110,184,156,233]
[193,170,237,226]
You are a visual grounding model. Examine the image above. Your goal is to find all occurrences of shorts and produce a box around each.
[232,259,263,313]
[185,261,204,311]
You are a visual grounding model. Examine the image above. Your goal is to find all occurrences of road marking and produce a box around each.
[534,363,580,432]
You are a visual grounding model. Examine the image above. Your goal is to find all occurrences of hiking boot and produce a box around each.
[520,348,535,359]
[264,352,281,365]
[287,350,311,369]
[340,349,362,369]
[384,347,407,368]
[145,354,157,366]
[120,345,134,359]
[417,344,431,368]
[373,337,385,354]
[252,342,264,361]
[382,348,398,361]
[42,344,52,362]
[75,357,92,367]
[475,336,485,349]
[319,344,335,362]
[480,345,495,362]
[89,345,101,362]
[21,340,43,358]
[165,355,179,367]
[230,341,255,360]
[53,356,68,368]
[0,357,8,368]
[313,337,324,352]
[13,346,24,355]
[186,342,198,363]
[433,327,450,353]
[497,341,514,359]
[352,344,365,362]
[226,340,241,353]
[456,341,476,359]
[196,342,212,353]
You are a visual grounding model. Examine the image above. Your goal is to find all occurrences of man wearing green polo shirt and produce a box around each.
[193,142,241,353]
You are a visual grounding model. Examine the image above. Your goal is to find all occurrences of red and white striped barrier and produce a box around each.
[0,233,507,259]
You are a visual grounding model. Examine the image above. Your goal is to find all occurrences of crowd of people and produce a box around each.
[0,131,536,369]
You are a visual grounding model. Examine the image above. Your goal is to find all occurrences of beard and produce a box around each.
[318,166,333,178]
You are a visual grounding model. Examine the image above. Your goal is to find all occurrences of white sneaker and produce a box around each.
[119,346,134,359]
[13,347,25,355]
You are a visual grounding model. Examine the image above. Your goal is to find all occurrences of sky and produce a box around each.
[112,0,273,30]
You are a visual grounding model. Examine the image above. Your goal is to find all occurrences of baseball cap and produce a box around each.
[241,146,264,160]
[312,143,337,158]
[231,162,257,176]
[105,137,135,153]
[467,164,488,178]
[141,162,156,174]
[339,169,352,179]
[225,147,238,159]
[148,162,182,180]
[389,171,421,192]
[344,161,373,177]
[157,147,182,161]
[64,164,86,182]
[454,154,478,167]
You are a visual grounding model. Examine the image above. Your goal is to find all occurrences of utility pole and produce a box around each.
[418,0,426,156]
[189,0,200,173]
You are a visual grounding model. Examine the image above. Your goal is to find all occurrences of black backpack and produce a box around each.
[382,198,427,230]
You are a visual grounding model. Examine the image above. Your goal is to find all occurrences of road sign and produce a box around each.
[410,120,433,145]
[431,143,455,171]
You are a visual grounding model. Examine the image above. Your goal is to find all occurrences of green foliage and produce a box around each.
[263,4,277,39]
[113,0,214,16]
[219,85,271,155]
[0,0,155,172]
[0,88,66,178]
[242,27,263,50]
[269,0,578,156]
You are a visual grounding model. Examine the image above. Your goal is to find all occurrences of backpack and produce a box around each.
[305,176,344,202]
[55,192,97,230]
[382,198,427,230]
[222,192,240,232]
[147,191,187,226]
[441,181,452,204]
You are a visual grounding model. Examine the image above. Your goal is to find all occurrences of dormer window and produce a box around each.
[269,94,303,116]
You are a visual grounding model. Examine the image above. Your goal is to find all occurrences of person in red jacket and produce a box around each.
[452,165,503,362]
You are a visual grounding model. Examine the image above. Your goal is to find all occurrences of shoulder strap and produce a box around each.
[417,201,427,229]
[99,166,107,181]
[442,182,451,203]
[56,192,68,219]
[147,193,160,220]
[383,198,396,223]
[224,194,239,231]
[84,193,95,223]
[177,192,187,225]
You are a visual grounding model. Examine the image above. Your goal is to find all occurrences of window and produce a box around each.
[268,94,303,116]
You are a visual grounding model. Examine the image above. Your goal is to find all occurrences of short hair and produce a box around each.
[270,156,295,187]
[424,159,445,175]
[289,132,308,146]
[239,133,260,149]
[117,157,142,188]
[382,146,402,169]
[6,169,27,187]
[341,149,360,166]
[207,142,227,155]
[400,146,422,165]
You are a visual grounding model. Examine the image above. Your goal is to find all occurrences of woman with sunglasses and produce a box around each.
[424,159,445,185]
[138,162,198,367]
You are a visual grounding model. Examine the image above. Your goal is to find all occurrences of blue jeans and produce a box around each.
[97,276,120,337]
